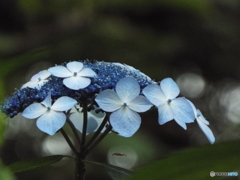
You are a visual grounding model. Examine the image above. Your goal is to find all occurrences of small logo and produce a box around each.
[210,171,215,177]
[210,171,238,177]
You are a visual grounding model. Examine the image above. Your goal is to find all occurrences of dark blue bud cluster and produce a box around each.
[1,60,154,118]
[2,76,77,118]
[83,60,153,92]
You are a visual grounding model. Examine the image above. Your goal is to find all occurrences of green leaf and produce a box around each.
[128,140,240,180]
[0,161,15,180]
[83,160,133,180]
[7,155,71,173]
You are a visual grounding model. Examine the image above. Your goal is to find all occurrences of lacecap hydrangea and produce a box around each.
[1,60,215,143]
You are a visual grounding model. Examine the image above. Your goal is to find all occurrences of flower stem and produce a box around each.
[86,124,112,154]
[75,153,86,180]
[84,114,109,149]
[81,101,88,149]
[74,101,88,180]
[67,118,81,146]
[60,128,79,156]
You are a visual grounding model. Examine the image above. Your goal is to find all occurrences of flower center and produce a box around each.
[73,72,77,76]
[38,77,42,81]
[47,106,51,111]
[167,99,172,104]
[123,102,127,106]
[197,113,201,117]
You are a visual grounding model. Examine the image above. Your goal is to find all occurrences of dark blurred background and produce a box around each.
[1,0,240,179]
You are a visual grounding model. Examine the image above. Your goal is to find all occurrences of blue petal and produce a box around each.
[51,96,77,111]
[63,76,91,90]
[78,68,96,77]
[157,103,174,125]
[69,108,83,132]
[175,120,187,130]
[160,78,180,99]
[142,84,166,106]
[186,99,197,117]
[86,117,99,134]
[21,81,39,89]
[41,93,52,107]
[22,103,47,119]
[66,61,83,73]
[69,111,98,134]
[171,97,195,124]
[95,89,121,112]
[48,66,72,77]
[196,118,215,144]
[36,111,66,135]
[128,95,152,112]
[116,77,140,103]
[31,70,51,81]
[89,108,106,132]
[110,107,141,137]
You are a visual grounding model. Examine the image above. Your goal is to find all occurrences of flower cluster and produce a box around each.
[1,60,215,143]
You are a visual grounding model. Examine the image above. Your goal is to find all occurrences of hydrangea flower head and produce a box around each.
[143,78,195,129]
[48,61,96,90]
[22,93,77,135]
[95,77,152,137]
[1,60,214,143]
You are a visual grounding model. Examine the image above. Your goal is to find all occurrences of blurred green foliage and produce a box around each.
[0,162,15,180]
[8,155,66,174]
[128,140,240,180]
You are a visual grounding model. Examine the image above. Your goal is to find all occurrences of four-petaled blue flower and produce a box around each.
[21,70,51,90]
[143,77,195,129]
[48,61,96,90]
[95,77,152,137]
[188,100,215,144]
[22,93,77,135]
